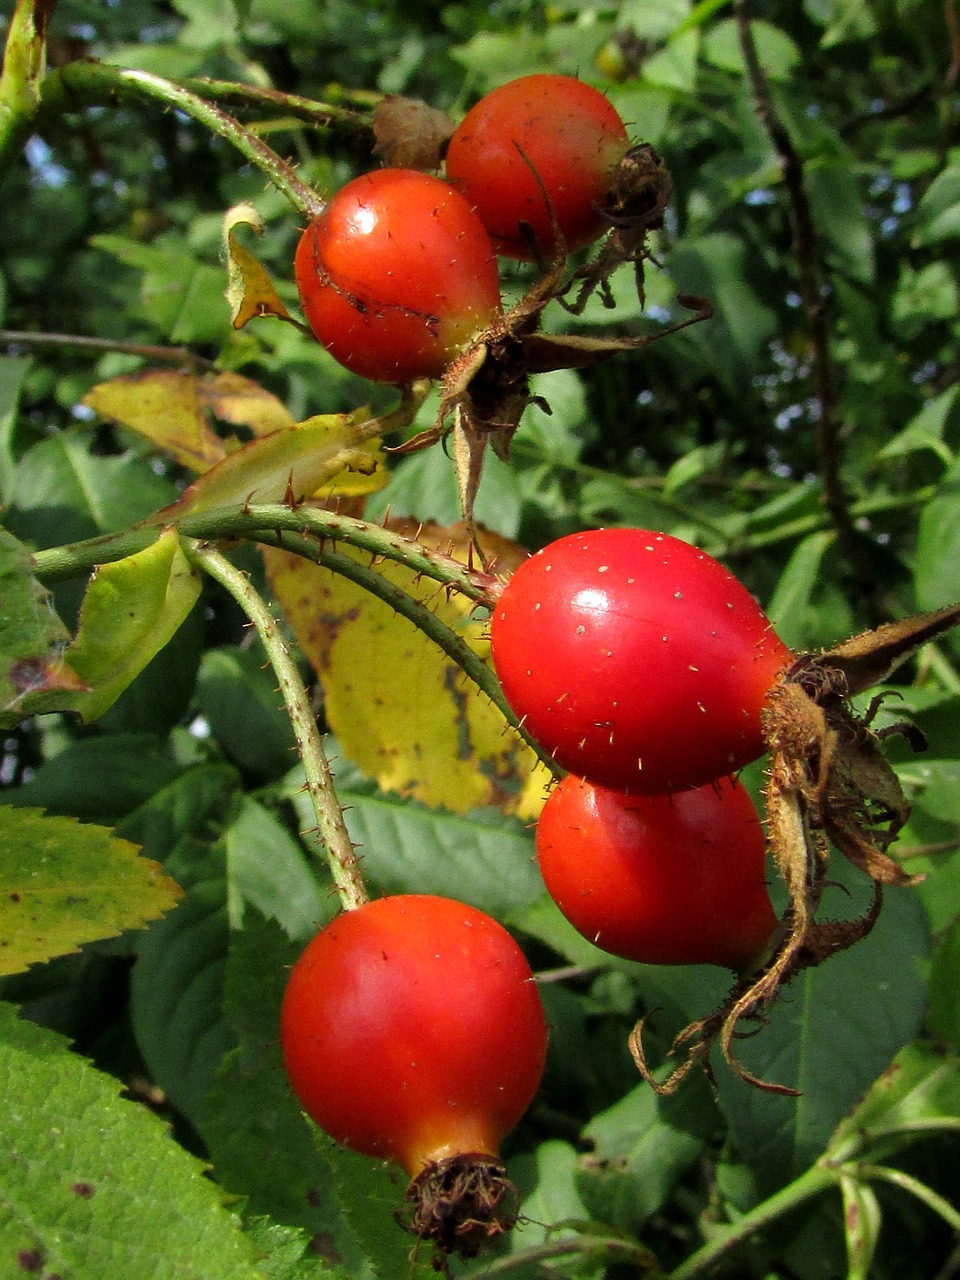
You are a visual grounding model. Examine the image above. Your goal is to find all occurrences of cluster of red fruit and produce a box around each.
[293,73,634,384]
[491,527,794,974]
[279,80,793,1258]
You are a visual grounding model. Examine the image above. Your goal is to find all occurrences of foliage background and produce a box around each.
[1,0,959,1278]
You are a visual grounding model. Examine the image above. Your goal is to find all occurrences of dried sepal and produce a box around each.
[628,605,960,1096]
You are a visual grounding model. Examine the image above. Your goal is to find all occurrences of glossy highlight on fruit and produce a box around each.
[490,528,793,793]
[536,773,777,971]
[280,894,547,1177]
[294,168,503,383]
[444,74,630,259]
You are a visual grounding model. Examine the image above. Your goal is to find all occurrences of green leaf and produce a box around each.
[668,233,778,382]
[878,385,959,466]
[0,526,83,729]
[807,157,874,283]
[829,1041,960,1159]
[316,1134,434,1280]
[285,772,543,917]
[702,18,801,79]
[509,1140,592,1254]
[0,355,30,505]
[0,1001,266,1279]
[58,528,202,722]
[200,912,364,1279]
[928,920,960,1054]
[913,163,960,245]
[767,530,837,651]
[196,646,298,781]
[129,841,233,1127]
[716,861,929,1188]
[90,234,231,345]
[7,733,182,821]
[642,28,699,93]
[577,1071,717,1234]
[915,460,960,612]
[9,429,176,548]
[224,796,326,939]
[0,806,182,977]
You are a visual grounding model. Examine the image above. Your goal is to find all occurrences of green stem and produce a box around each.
[185,539,367,912]
[182,75,377,136]
[472,1234,661,1277]
[668,1162,836,1280]
[253,528,559,774]
[854,1163,960,1233]
[0,328,216,369]
[31,503,501,603]
[41,60,323,217]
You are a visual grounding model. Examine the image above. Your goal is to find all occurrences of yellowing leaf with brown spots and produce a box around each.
[265,522,549,814]
[83,369,296,471]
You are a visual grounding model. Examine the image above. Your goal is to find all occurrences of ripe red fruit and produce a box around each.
[490,528,793,794]
[444,73,630,259]
[294,168,502,383]
[280,895,547,1255]
[536,773,777,971]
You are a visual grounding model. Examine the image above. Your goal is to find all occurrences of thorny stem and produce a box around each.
[30,503,500,603]
[40,60,324,218]
[185,539,367,912]
[254,529,560,776]
[182,75,377,136]
[734,3,866,586]
[29,507,560,775]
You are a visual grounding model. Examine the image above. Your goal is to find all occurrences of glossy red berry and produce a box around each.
[280,894,547,1177]
[444,74,630,258]
[294,169,503,383]
[490,528,793,793]
[536,773,777,971]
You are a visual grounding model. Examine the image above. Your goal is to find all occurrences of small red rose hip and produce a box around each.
[294,168,503,383]
[280,894,548,1258]
[444,74,630,259]
[536,773,777,972]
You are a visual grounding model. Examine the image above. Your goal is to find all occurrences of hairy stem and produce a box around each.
[31,503,500,603]
[186,539,367,912]
[41,60,323,217]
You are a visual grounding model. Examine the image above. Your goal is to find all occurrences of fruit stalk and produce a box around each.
[40,60,323,217]
[186,539,367,911]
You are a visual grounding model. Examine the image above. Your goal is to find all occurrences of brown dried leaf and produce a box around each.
[819,603,960,696]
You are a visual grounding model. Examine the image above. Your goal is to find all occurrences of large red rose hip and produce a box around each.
[490,528,792,793]
[444,74,630,259]
[280,894,547,1176]
[536,773,777,971]
[294,169,502,383]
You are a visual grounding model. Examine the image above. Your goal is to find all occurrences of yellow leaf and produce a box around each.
[83,368,226,471]
[265,521,547,815]
[152,410,385,521]
[84,369,298,473]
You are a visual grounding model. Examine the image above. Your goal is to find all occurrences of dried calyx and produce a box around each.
[631,602,960,1096]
